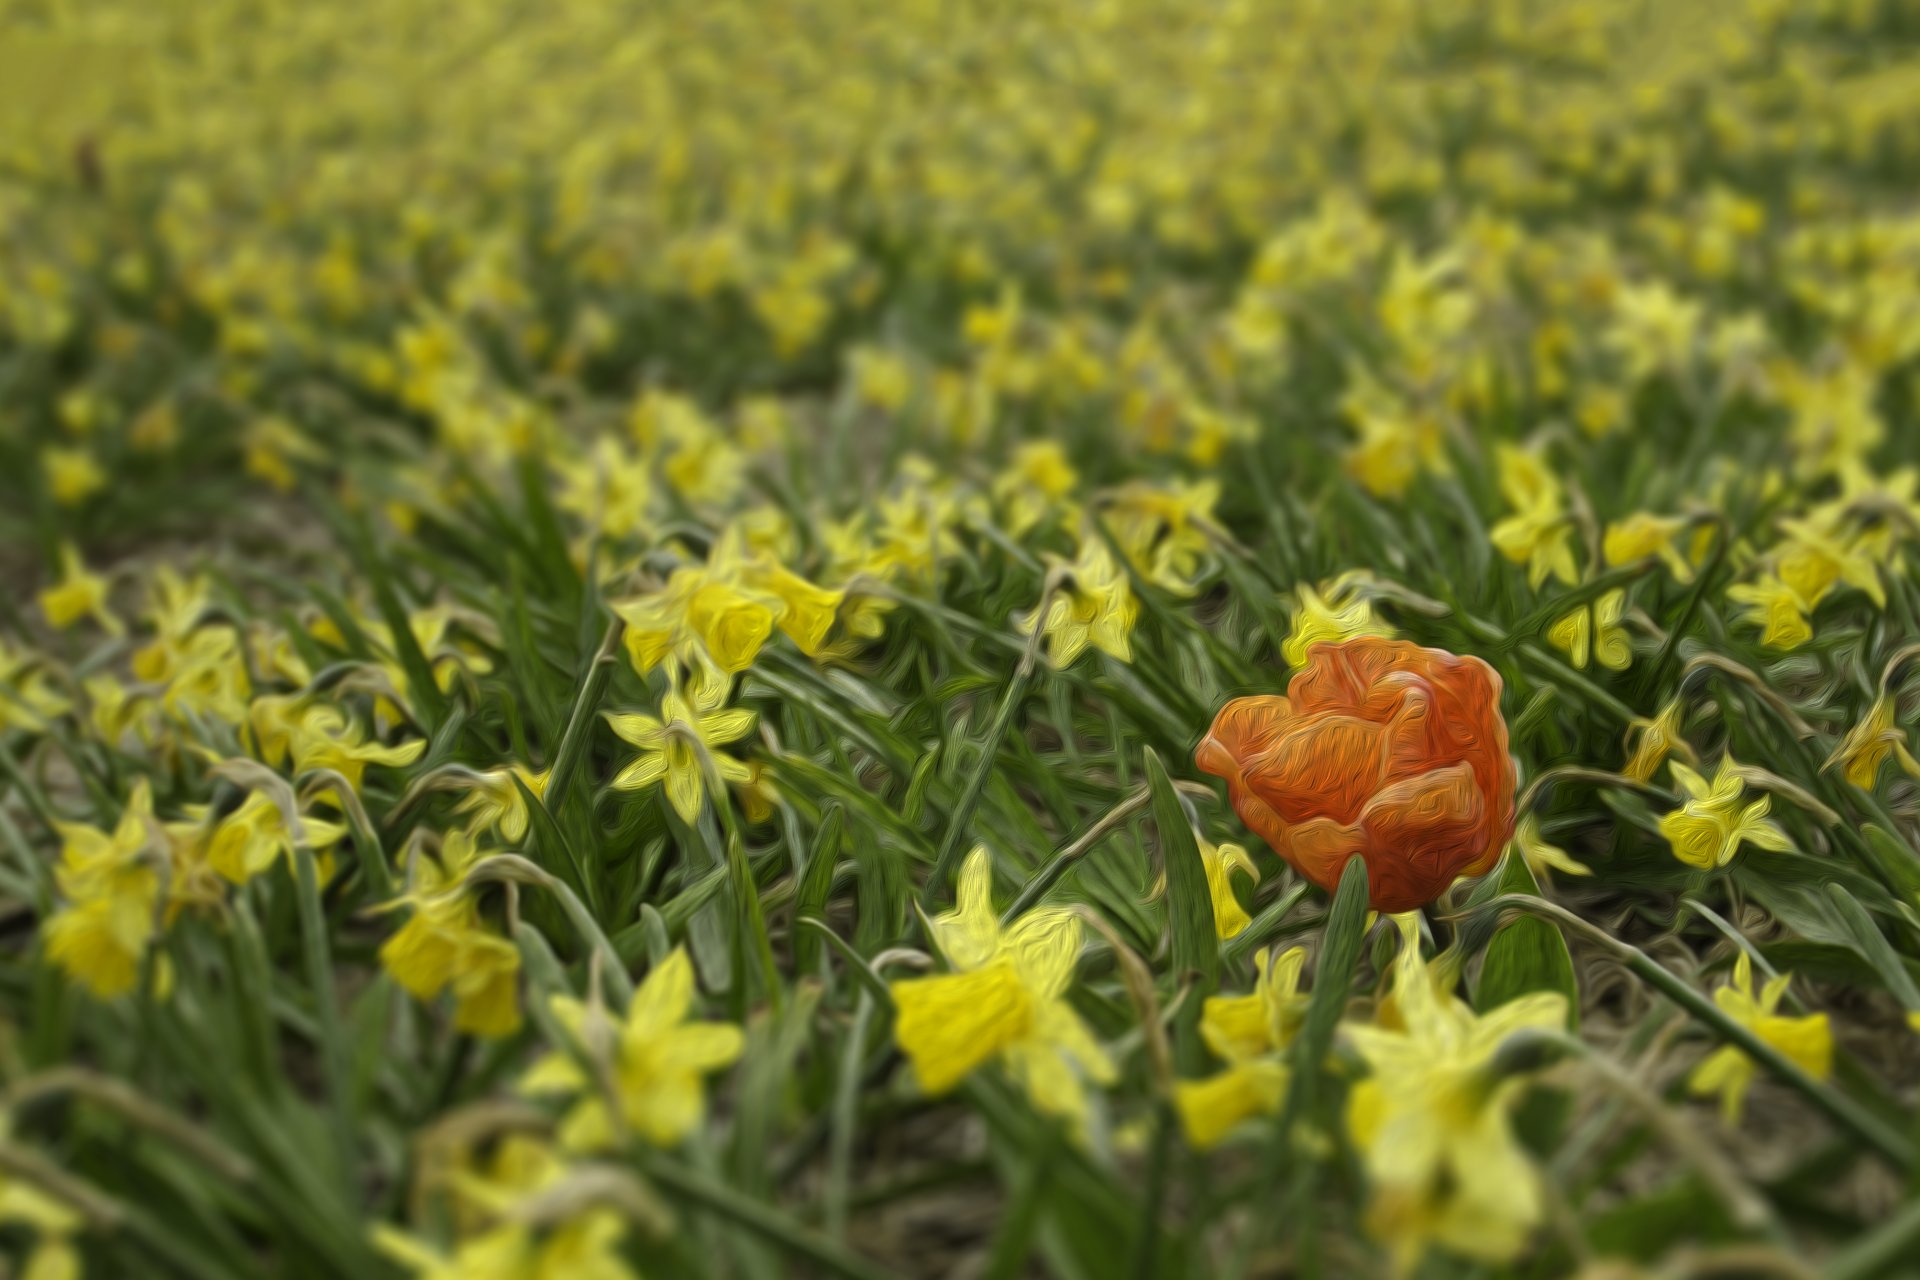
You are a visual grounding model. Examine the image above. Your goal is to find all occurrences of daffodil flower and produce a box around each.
[1688,952,1831,1124]
[1513,813,1591,879]
[452,764,551,843]
[1823,694,1920,791]
[44,780,162,998]
[1546,588,1631,670]
[1489,446,1579,589]
[1019,538,1137,668]
[373,1134,641,1280]
[1173,947,1307,1148]
[1344,917,1567,1270]
[1622,698,1692,783]
[1657,757,1792,870]
[606,667,756,824]
[1283,573,1394,669]
[376,832,521,1037]
[38,543,122,635]
[520,947,743,1150]
[207,789,348,884]
[1603,512,1694,582]
[1727,575,1812,649]
[890,847,1114,1129]
[614,566,777,675]
[1149,836,1259,939]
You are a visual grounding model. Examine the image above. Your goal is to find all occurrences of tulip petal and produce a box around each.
[1195,695,1294,785]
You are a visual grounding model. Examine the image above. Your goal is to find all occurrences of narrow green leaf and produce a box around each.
[1146,748,1218,989]
[1824,883,1920,1010]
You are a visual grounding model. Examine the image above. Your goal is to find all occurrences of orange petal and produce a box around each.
[1241,714,1387,826]
[1196,695,1294,785]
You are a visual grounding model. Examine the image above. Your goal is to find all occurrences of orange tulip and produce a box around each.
[1195,638,1514,913]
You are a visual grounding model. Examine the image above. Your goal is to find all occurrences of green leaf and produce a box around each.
[1474,853,1578,1027]
[1146,747,1218,990]
[1860,823,1920,909]
[793,804,845,976]
[1824,883,1920,1011]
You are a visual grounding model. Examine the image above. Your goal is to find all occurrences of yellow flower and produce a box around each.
[1174,947,1307,1149]
[452,764,551,843]
[1547,588,1631,671]
[1726,575,1812,649]
[0,638,71,733]
[38,544,121,635]
[377,832,521,1037]
[1603,512,1694,582]
[44,780,162,998]
[1198,838,1259,939]
[614,566,776,676]
[1657,758,1792,870]
[890,847,1114,1128]
[1488,446,1578,589]
[0,1141,82,1280]
[1283,573,1393,669]
[1344,917,1567,1271]
[1823,695,1920,791]
[274,704,427,790]
[992,441,1080,538]
[606,666,755,825]
[1101,479,1217,595]
[1774,513,1884,610]
[1514,813,1591,878]
[1622,698,1692,783]
[373,1134,640,1280]
[207,789,347,884]
[42,445,107,507]
[1688,952,1832,1125]
[521,947,743,1150]
[1019,537,1137,669]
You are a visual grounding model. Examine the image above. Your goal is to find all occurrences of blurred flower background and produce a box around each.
[3,0,1920,1275]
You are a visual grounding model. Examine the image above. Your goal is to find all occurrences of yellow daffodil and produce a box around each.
[374,1134,640,1280]
[1489,445,1578,589]
[1823,695,1920,791]
[42,444,107,507]
[993,441,1080,538]
[271,704,427,790]
[1547,588,1631,671]
[1657,758,1792,870]
[44,780,162,998]
[1688,952,1831,1125]
[1344,917,1567,1271]
[613,566,776,676]
[0,1138,82,1280]
[1727,575,1812,649]
[1622,698,1692,783]
[521,947,743,1150]
[1149,837,1260,940]
[1283,572,1394,668]
[1101,479,1217,596]
[891,847,1114,1129]
[1173,947,1307,1148]
[207,789,347,884]
[1774,513,1884,610]
[606,667,756,824]
[452,764,551,843]
[1603,512,1694,582]
[38,544,121,635]
[1514,813,1591,878]
[377,831,521,1037]
[0,638,72,733]
[1019,538,1137,669]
